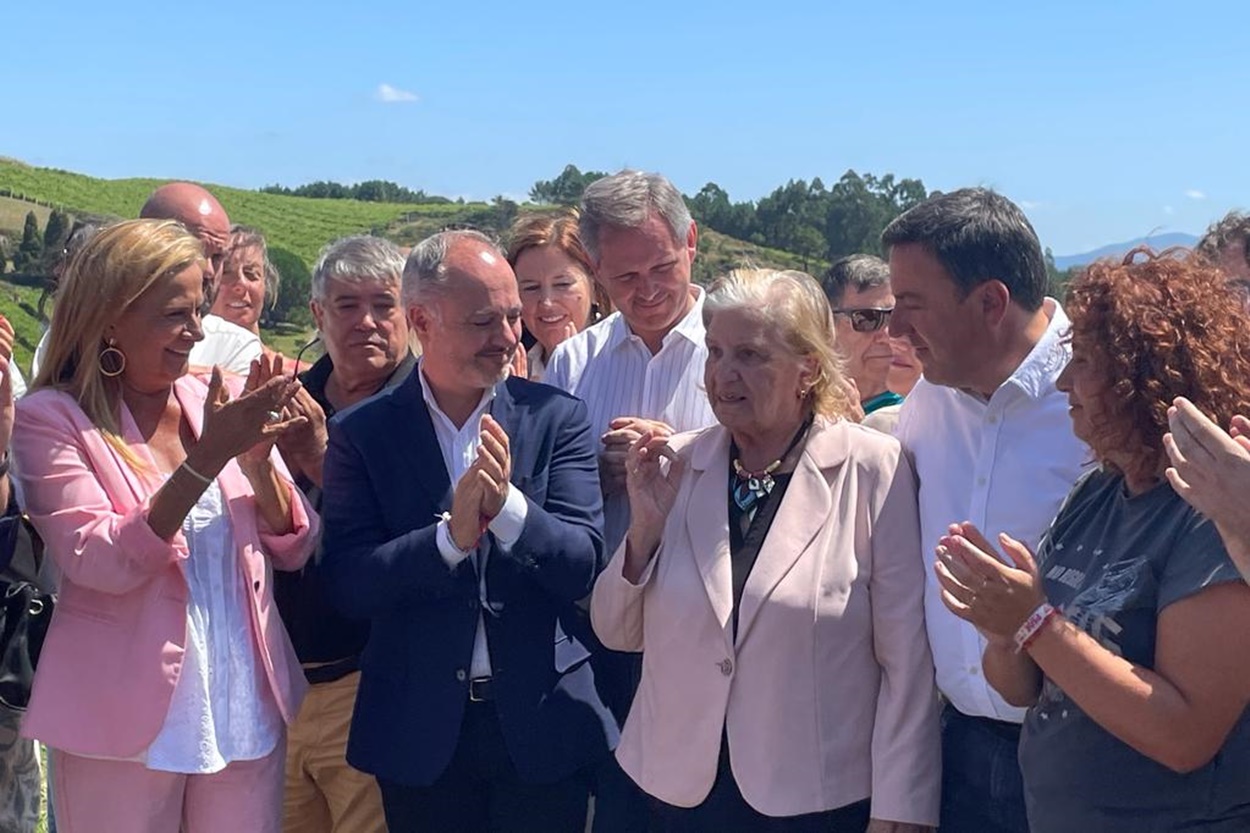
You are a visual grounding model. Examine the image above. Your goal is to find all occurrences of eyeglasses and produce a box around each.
[293,335,322,371]
[833,307,893,333]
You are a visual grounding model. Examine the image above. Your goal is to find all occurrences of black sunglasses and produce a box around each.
[833,307,893,333]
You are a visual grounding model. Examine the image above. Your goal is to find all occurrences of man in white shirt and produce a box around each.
[884,188,1089,833]
[140,183,263,375]
[543,170,717,833]
[544,170,718,554]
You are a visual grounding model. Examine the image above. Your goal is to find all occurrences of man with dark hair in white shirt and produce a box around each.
[543,169,718,833]
[883,187,1089,833]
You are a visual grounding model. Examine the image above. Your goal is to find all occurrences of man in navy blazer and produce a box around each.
[320,229,616,832]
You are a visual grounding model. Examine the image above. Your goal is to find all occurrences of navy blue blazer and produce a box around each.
[320,368,617,786]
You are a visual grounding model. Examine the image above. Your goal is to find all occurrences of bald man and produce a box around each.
[139,183,263,375]
[29,184,263,380]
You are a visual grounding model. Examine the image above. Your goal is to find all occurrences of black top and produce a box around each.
[273,351,417,675]
[726,470,793,638]
[1019,469,1250,831]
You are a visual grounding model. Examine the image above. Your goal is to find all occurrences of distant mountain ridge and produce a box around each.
[1053,232,1199,271]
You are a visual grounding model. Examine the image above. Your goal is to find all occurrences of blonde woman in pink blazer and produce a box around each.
[12,219,318,833]
[591,268,940,832]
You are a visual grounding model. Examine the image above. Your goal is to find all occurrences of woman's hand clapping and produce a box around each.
[193,354,306,477]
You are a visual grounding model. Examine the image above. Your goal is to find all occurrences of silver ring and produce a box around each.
[266,410,282,423]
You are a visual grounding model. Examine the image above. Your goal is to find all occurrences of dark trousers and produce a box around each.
[939,703,1030,833]
[590,650,650,833]
[591,750,649,833]
[647,742,870,833]
[377,701,589,833]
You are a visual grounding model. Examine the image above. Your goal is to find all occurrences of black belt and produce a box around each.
[469,677,495,702]
[303,655,360,685]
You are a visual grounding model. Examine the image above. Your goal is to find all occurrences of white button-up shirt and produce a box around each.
[188,314,264,376]
[896,299,1090,722]
[543,288,719,552]
[421,366,528,680]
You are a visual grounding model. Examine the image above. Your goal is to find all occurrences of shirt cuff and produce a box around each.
[488,484,528,549]
[437,517,473,569]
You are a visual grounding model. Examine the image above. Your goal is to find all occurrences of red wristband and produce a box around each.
[1013,602,1058,653]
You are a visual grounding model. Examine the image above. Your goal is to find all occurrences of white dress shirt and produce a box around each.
[420,365,528,680]
[543,288,718,552]
[895,299,1090,722]
[29,328,49,382]
[189,315,264,376]
[9,361,25,400]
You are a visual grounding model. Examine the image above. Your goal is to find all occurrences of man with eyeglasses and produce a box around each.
[266,235,415,833]
[140,182,263,375]
[821,254,911,433]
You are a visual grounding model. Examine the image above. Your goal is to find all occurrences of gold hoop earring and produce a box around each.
[98,338,126,378]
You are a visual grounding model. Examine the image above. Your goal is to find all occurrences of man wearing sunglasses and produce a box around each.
[821,254,908,433]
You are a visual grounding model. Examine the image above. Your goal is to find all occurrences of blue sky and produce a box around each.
[3,0,1246,254]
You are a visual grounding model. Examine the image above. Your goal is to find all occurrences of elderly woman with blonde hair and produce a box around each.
[590,268,939,832]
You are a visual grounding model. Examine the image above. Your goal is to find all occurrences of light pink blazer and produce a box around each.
[11,373,317,758]
[590,418,940,824]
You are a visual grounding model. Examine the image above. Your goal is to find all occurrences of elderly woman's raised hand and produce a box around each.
[622,430,685,583]
[1165,397,1250,582]
[934,522,1046,647]
[195,356,305,477]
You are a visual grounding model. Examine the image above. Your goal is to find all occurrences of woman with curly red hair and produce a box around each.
[932,249,1250,831]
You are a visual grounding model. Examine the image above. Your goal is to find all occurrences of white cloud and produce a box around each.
[1184,189,1206,200]
[1163,205,1176,215]
[1019,200,1041,210]
[375,83,418,103]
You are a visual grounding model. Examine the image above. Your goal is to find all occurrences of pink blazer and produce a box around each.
[11,373,317,758]
[590,418,940,824]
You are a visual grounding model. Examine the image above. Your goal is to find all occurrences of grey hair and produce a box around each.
[227,225,281,308]
[820,254,890,308]
[578,170,693,263]
[402,229,502,308]
[311,235,406,302]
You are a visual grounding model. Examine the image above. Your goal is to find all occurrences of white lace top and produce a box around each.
[144,480,284,773]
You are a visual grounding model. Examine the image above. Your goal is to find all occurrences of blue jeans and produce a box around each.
[940,704,1030,833]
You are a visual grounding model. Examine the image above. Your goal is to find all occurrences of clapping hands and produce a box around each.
[197,354,306,476]
[448,415,512,551]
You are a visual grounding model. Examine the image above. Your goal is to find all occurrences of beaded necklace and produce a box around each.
[729,415,813,513]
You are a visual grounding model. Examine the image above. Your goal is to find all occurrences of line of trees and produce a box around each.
[260,179,453,205]
[529,164,930,265]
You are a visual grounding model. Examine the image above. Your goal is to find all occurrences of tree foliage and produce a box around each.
[13,211,43,273]
[529,165,608,206]
[687,170,928,268]
[43,210,70,255]
[260,180,450,205]
[267,246,313,328]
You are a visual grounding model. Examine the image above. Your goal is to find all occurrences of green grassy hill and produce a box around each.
[0,158,465,265]
[0,158,817,375]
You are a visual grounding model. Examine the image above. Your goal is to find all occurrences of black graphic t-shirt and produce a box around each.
[1019,468,1250,832]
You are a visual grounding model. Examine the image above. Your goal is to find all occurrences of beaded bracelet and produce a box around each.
[1013,602,1058,654]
